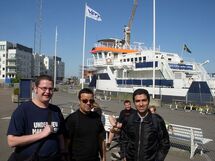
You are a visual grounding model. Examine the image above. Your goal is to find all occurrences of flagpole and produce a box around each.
[54,26,58,89]
[81,3,87,89]
[152,0,156,99]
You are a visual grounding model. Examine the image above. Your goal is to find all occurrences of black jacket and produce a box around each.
[118,108,136,126]
[120,111,170,161]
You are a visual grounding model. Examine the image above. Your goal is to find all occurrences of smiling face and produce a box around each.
[134,94,149,116]
[34,79,54,104]
[79,93,94,114]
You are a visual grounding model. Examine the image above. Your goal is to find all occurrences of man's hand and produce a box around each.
[41,125,53,137]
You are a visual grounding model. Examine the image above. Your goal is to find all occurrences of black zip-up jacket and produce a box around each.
[120,111,170,161]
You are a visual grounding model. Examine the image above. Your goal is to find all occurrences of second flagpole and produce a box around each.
[81,3,87,89]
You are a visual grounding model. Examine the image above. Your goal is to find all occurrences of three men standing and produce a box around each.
[8,77,169,161]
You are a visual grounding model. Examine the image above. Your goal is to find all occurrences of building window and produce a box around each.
[0,45,5,50]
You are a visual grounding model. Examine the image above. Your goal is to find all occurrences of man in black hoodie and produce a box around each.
[120,89,170,161]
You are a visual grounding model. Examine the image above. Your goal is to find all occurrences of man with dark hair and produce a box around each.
[65,88,106,161]
[121,88,170,161]
[7,75,65,161]
[106,100,135,150]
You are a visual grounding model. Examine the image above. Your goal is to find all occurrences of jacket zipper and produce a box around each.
[137,118,143,161]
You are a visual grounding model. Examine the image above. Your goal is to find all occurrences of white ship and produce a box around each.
[87,38,214,102]
[86,0,215,104]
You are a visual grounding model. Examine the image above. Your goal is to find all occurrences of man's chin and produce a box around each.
[138,110,147,115]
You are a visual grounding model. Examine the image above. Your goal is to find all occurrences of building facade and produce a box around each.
[0,41,32,83]
[0,40,65,83]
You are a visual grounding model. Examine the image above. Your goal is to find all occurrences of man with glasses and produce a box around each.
[65,88,106,161]
[120,89,170,161]
[7,75,65,161]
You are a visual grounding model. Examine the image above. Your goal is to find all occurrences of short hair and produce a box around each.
[35,75,53,87]
[133,88,150,103]
[78,88,94,100]
[124,100,131,104]
[149,105,156,112]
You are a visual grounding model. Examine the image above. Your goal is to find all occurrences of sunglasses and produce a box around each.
[81,99,95,104]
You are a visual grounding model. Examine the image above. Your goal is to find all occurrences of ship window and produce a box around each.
[131,58,133,62]
[168,58,172,61]
[127,58,130,62]
[104,52,108,58]
[123,59,126,62]
[120,59,122,62]
[143,57,146,61]
[98,53,102,59]
[139,57,142,62]
[114,53,118,58]
[135,58,137,62]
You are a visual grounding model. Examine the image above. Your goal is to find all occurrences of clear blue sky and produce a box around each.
[1,0,215,77]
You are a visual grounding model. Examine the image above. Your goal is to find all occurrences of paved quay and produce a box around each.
[0,87,214,161]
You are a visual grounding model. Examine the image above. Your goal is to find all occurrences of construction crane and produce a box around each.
[124,0,138,47]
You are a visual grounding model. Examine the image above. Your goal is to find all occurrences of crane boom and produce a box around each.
[128,0,138,28]
[124,0,138,47]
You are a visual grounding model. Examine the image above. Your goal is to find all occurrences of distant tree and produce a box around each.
[11,75,21,83]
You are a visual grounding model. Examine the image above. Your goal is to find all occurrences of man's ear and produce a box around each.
[34,86,38,94]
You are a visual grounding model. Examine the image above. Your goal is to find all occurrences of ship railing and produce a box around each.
[87,58,107,66]
[94,41,149,51]
[87,58,94,66]
[95,42,115,48]
[194,62,210,81]
[160,61,174,79]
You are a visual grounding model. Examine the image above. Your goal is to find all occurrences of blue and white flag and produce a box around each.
[85,5,102,21]
[184,44,191,54]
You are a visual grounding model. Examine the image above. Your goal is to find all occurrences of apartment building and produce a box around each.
[0,41,32,83]
[0,40,65,83]
[43,56,65,81]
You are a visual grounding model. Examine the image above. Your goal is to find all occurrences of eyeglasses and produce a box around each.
[81,99,95,104]
[38,87,54,92]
